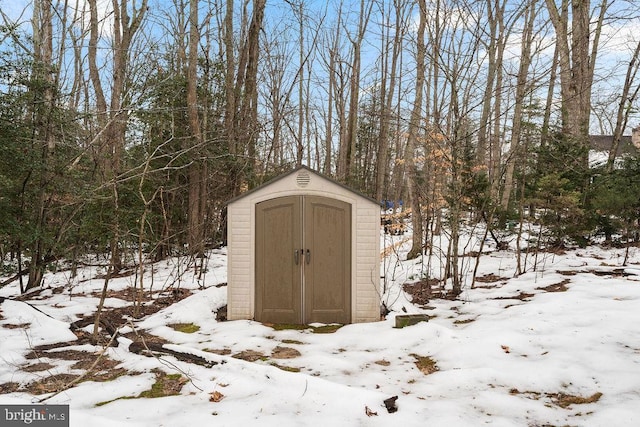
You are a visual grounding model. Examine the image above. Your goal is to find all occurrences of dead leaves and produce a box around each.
[364,406,378,416]
[552,391,602,408]
[411,354,438,375]
[209,390,225,402]
[509,388,603,409]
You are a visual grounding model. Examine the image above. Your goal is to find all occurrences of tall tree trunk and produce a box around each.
[187,0,205,257]
[476,0,499,169]
[25,0,55,292]
[226,0,266,193]
[324,32,336,175]
[375,0,407,202]
[501,0,537,210]
[541,43,559,148]
[337,0,372,184]
[406,0,427,260]
[224,0,239,194]
[545,0,608,184]
[323,0,345,176]
[88,0,147,271]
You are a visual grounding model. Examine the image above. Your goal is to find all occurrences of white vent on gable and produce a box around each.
[296,170,311,187]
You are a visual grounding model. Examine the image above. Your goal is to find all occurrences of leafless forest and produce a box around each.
[1,0,640,295]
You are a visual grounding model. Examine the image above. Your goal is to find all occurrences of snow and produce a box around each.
[1,232,640,426]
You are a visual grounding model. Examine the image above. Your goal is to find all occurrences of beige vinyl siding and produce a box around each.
[354,203,381,322]
[227,203,252,320]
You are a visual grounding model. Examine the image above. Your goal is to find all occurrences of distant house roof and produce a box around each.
[589,135,636,156]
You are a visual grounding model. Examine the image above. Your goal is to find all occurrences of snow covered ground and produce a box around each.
[1,227,640,426]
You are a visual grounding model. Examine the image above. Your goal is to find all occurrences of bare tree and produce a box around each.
[405,0,427,260]
[374,0,410,202]
[317,0,347,176]
[501,0,539,210]
[88,0,147,339]
[476,0,508,176]
[24,0,56,291]
[186,0,206,257]
[544,0,609,182]
[259,31,294,169]
[224,0,266,193]
[337,0,373,184]
[88,0,147,271]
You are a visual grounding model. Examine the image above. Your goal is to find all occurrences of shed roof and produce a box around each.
[226,165,379,206]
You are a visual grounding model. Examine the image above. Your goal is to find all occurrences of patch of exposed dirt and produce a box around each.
[88,287,151,303]
[474,273,509,283]
[24,373,81,395]
[67,293,192,346]
[411,354,438,375]
[270,362,300,372]
[403,278,442,305]
[232,350,267,362]
[90,367,130,382]
[309,324,344,334]
[95,269,137,280]
[39,349,98,361]
[71,289,193,336]
[19,342,131,395]
[0,382,19,393]
[2,283,204,398]
[70,356,119,371]
[266,323,344,333]
[537,279,570,293]
[22,362,56,372]
[493,291,534,301]
[509,388,602,409]
[271,346,301,359]
[551,392,603,408]
[122,330,169,347]
[472,284,500,289]
[204,348,232,356]
[2,322,31,329]
[544,246,567,255]
[24,345,71,360]
[465,250,497,257]
[557,270,578,276]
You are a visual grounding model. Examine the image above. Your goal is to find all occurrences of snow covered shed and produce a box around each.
[226,165,381,324]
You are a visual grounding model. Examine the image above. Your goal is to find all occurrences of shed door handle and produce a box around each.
[294,249,300,265]
[305,249,311,264]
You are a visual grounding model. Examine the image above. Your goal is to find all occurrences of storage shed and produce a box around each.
[226,165,380,324]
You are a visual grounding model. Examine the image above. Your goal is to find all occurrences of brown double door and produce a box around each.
[255,196,351,324]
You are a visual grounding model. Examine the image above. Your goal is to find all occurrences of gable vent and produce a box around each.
[296,171,311,187]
